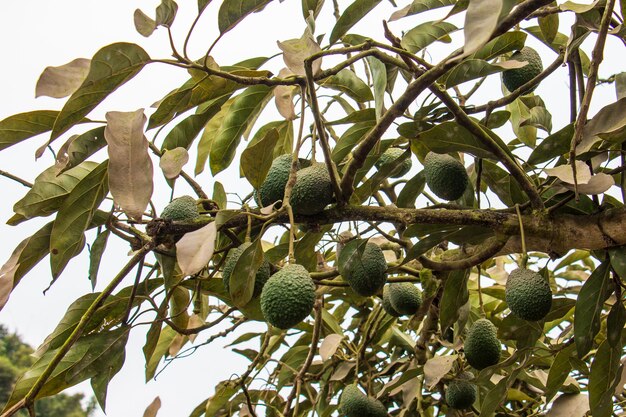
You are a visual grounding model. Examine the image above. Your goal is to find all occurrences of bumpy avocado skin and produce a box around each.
[388,283,422,315]
[375,148,412,178]
[257,154,297,207]
[260,264,315,329]
[382,286,402,317]
[505,268,552,321]
[290,163,334,215]
[161,196,199,221]
[423,153,469,201]
[464,319,501,370]
[342,243,387,297]
[446,374,477,410]
[222,243,271,297]
[502,47,543,92]
[339,385,388,417]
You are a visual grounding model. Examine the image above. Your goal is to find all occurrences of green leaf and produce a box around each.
[480,160,526,206]
[479,370,521,417]
[368,57,387,120]
[247,120,294,159]
[196,97,235,175]
[205,381,239,415]
[302,0,324,18]
[397,171,425,208]
[389,0,455,21]
[401,21,457,53]
[606,300,626,348]
[337,239,370,278]
[589,340,622,417]
[0,110,59,152]
[473,31,527,61]
[416,121,495,159]
[198,0,211,13]
[329,0,382,44]
[50,160,109,279]
[443,59,524,88]
[146,326,176,381]
[439,269,470,331]
[545,344,575,401]
[482,110,510,128]
[609,246,626,280]
[13,161,98,220]
[229,239,265,307]
[51,43,150,140]
[527,123,573,165]
[241,128,280,188]
[218,0,272,34]
[319,69,373,103]
[574,260,610,358]
[462,0,503,57]
[156,0,178,27]
[213,182,227,210]
[332,121,375,164]
[161,97,229,151]
[56,126,107,174]
[89,328,129,411]
[539,8,559,44]
[520,105,552,133]
[88,230,110,290]
[210,85,273,175]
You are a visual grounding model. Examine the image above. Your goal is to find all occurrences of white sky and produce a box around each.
[0,0,617,416]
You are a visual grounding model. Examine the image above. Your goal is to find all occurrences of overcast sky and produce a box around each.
[0,0,616,416]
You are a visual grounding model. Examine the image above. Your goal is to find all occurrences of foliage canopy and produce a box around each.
[1,0,626,416]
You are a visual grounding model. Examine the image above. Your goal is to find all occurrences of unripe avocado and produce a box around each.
[339,385,388,417]
[257,154,298,207]
[423,153,469,201]
[341,242,387,297]
[445,373,477,410]
[505,268,552,321]
[388,283,422,315]
[161,195,199,221]
[260,264,315,329]
[464,318,501,370]
[375,148,412,178]
[382,286,402,317]
[222,243,271,297]
[290,163,334,215]
[502,47,543,92]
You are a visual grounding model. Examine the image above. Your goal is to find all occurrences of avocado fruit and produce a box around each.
[290,163,334,215]
[464,318,501,370]
[257,154,298,208]
[502,47,543,92]
[222,242,271,297]
[375,148,412,178]
[161,195,199,221]
[339,385,388,417]
[387,283,422,315]
[423,153,469,201]
[446,373,477,410]
[382,286,402,317]
[340,242,387,297]
[260,264,315,329]
[505,268,552,321]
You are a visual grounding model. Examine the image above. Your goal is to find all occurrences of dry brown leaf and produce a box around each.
[142,396,161,417]
[319,334,344,361]
[159,147,189,179]
[176,222,217,276]
[274,68,298,120]
[0,240,26,312]
[545,161,591,185]
[168,333,186,356]
[187,313,205,343]
[277,29,322,76]
[104,109,154,221]
[35,58,91,99]
[424,354,457,389]
[546,394,589,417]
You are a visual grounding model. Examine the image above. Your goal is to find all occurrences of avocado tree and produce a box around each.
[1,1,625,416]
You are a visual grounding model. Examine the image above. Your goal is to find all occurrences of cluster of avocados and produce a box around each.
[256,154,334,215]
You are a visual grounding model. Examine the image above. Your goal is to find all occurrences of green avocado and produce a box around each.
[290,163,334,215]
[382,286,402,317]
[375,148,412,178]
[423,153,469,201]
[339,385,388,417]
[341,242,387,297]
[260,264,315,329]
[222,243,271,297]
[505,268,552,321]
[446,373,477,410]
[257,154,298,208]
[464,318,501,370]
[388,283,422,315]
[161,195,199,221]
[502,47,543,92]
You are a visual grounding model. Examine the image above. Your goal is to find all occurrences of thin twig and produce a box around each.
[0,170,33,188]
